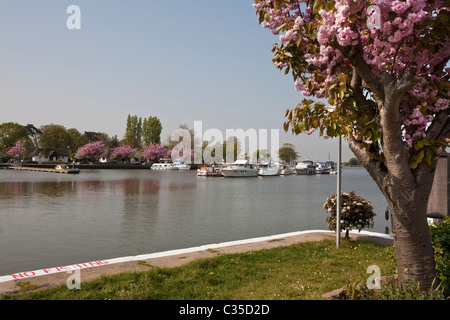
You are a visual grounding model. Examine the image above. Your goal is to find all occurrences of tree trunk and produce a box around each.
[389,186,436,289]
[348,136,437,290]
[332,33,445,291]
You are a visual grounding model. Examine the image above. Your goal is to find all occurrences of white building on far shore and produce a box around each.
[29,148,69,163]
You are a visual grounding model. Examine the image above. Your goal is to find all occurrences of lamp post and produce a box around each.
[336,135,342,248]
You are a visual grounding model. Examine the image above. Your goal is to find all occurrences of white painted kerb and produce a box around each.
[0,230,393,283]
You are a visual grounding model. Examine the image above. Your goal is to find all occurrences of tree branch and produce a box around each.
[347,133,390,199]
[350,66,378,120]
[334,41,385,106]
[376,71,420,190]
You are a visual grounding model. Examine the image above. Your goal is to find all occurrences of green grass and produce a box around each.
[2,239,395,300]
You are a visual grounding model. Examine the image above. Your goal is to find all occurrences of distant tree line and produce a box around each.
[0,122,120,157]
[0,114,162,162]
[344,157,361,166]
[0,118,301,164]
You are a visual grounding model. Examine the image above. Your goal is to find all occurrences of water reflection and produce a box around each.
[0,181,30,198]
[119,178,161,252]
[77,180,106,195]
[0,168,390,276]
[0,178,163,198]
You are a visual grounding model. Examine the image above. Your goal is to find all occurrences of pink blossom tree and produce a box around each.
[111,145,138,162]
[142,144,170,162]
[172,148,194,163]
[75,141,106,161]
[254,0,449,289]
[7,140,26,159]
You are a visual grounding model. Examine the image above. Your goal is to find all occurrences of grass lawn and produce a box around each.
[2,239,395,300]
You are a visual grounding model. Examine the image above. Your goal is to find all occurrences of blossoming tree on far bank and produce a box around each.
[75,141,106,161]
[253,0,449,289]
[111,145,138,162]
[142,144,170,162]
[7,140,26,159]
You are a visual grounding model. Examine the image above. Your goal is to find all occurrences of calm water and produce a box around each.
[0,167,390,276]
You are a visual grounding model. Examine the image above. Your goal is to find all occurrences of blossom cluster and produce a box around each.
[7,140,26,157]
[75,141,106,158]
[142,144,171,161]
[111,145,138,159]
[75,141,171,162]
[253,0,449,149]
[402,76,449,147]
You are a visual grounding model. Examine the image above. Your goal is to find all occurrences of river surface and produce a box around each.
[0,167,390,276]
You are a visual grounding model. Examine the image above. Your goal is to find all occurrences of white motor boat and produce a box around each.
[315,162,329,174]
[280,165,294,175]
[325,161,338,174]
[295,160,316,175]
[55,164,80,174]
[196,165,222,177]
[151,163,177,170]
[221,160,258,177]
[173,162,191,170]
[258,162,281,176]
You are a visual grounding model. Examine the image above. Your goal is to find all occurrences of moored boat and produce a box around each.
[151,163,177,170]
[325,160,338,174]
[280,165,294,175]
[196,165,222,177]
[315,162,329,174]
[55,164,80,174]
[221,160,258,177]
[173,162,191,170]
[295,160,316,175]
[258,162,281,176]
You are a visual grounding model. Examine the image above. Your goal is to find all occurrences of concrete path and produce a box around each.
[0,230,393,297]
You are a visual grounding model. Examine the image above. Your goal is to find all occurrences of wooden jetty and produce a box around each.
[10,165,80,174]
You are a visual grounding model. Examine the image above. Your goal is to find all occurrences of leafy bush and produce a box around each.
[323,191,376,239]
[361,278,446,300]
[385,246,398,275]
[429,215,450,297]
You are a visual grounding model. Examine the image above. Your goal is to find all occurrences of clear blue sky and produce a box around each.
[0,0,354,161]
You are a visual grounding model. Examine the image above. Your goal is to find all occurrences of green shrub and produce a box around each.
[385,246,397,275]
[363,278,446,300]
[323,191,376,239]
[429,215,450,297]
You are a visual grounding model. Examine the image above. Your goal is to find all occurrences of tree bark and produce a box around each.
[338,40,440,290]
[389,175,437,289]
[348,134,437,290]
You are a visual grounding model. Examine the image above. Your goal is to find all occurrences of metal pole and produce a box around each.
[336,135,342,248]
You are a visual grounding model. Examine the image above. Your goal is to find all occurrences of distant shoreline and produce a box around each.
[0,162,152,170]
[0,163,363,170]
[0,162,202,170]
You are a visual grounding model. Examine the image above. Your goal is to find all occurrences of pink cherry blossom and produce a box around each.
[7,140,26,157]
[111,145,138,159]
[391,0,411,14]
[142,144,170,161]
[75,141,105,158]
[253,0,449,149]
